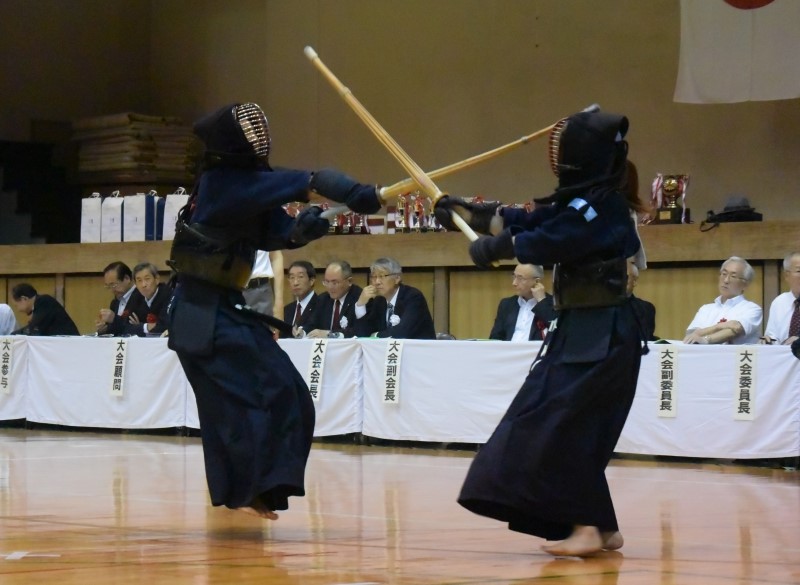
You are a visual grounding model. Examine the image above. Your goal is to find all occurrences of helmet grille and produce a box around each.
[233,103,271,158]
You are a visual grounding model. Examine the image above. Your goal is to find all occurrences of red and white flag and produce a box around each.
[674,0,800,103]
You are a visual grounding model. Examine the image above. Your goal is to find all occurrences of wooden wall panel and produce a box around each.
[65,275,109,336]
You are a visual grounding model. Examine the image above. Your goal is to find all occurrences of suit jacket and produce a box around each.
[354,284,435,339]
[282,292,319,338]
[115,284,171,337]
[304,285,362,337]
[630,294,657,341]
[15,294,79,336]
[107,288,149,336]
[489,294,557,341]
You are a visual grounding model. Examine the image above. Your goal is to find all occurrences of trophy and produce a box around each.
[651,173,690,224]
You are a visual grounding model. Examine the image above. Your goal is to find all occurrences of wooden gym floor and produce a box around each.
[0,428,797,585]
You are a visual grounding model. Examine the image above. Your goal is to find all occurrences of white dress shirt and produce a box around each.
[511,297,537,342]
[763,291,799,343]
[686,294,763,344]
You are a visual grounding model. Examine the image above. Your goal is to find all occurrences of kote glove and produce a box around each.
[468,229,515,268]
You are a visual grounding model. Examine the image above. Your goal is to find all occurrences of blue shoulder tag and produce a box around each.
[568,197,597,222]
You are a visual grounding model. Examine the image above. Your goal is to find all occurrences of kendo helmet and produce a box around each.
[192,102,271,162]
[547,108,629,190]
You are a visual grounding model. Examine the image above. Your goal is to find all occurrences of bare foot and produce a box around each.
[541,525,603,557]
[601,531,623,550]
[236,506,279,520]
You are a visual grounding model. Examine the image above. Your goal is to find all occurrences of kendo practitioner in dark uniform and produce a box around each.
[435,108,649,557]
[167,103,381,519]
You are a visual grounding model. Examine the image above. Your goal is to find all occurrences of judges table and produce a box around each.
[1,337,798,459]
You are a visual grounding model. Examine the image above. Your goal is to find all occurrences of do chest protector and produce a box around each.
[167,221,255,291]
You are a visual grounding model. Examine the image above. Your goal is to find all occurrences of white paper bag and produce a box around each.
[162,187,189,240]
[80,192,102,243]
[101,191,124,242]
[123,190,159,242]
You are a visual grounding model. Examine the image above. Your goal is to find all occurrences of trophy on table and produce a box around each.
[650,173,690,224]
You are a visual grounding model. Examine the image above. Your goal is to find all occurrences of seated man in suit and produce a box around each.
[761,251,800,345]
[121,262,171,337]
[283,260,319,338]
[626,260,657,341]
[305,260,362,338]
[10,283,79,336]
[489,263,556,341]
[95,261,148,336]
[683,256,762,345]
[354,257,435,339]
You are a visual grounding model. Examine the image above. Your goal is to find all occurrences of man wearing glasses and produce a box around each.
[95,261,148,336]
[353,257,435,339]
[489,264,556,341]
[683,256,762,344]
[305,260,362,339]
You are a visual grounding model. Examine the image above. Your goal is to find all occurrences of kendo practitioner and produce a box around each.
[435,108,649,557]
[167,103,381,519]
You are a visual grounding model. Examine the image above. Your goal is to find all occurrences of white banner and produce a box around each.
[110,339,127,397]
[383,340,404,404]
[306,338,327,402]
[675,0,800,103]
[657,346,678,418]
[1,337,13,395]
[734,347,756,420]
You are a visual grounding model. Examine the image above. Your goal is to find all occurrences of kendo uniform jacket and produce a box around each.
[489,294,557,341]
[168,165,318,512]
[354,284,436,339]
[304,285,363,337]
[281,292,320,338]
[458,186,644,542]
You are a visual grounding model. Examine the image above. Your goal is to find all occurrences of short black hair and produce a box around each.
[103,261,132,281]
[289,260,315,279]
[11,283,37,300]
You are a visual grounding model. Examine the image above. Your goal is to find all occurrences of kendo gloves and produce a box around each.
[310,169,383,215]
[469,229,515,269]
[289,206,329,245]
[434,196,502,235]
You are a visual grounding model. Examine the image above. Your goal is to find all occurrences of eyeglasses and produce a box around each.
[719,271,747,282]
[323,278,350,287]
[371,273,399,281]
[104,282,123,290]
[512,274,540,282]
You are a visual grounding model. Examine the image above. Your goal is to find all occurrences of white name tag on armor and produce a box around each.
[110,339,128,397]
[1,337,13,395]
[657,346,678,418]
[733,348,756,421]
[383,339,404,404]
[306,339,327,402]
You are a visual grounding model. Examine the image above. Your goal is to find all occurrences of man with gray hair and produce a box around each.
[353,257,435,339]
[489,263,556,341]
[683,256,762,344]
[306,260,362,338]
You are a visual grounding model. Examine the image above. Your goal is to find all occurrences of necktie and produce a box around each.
[332,299,341,331]
[386,302,394,327]
[294,302,302,326]
[790,298,800,337]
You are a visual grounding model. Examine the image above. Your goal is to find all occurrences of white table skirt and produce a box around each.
[1,336,798,459]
